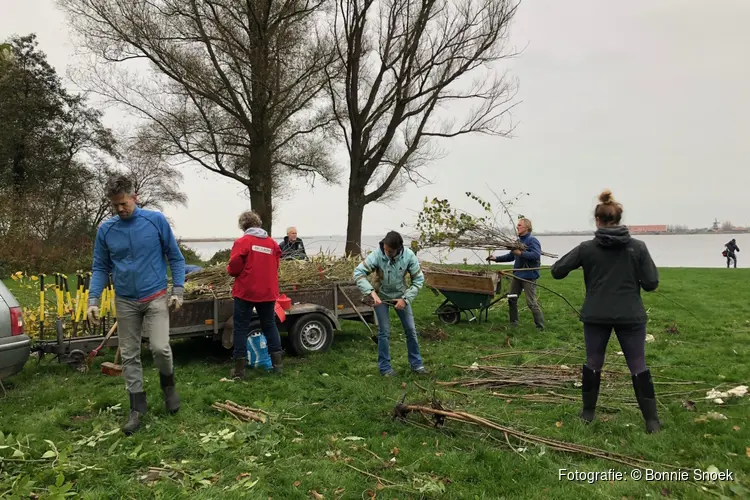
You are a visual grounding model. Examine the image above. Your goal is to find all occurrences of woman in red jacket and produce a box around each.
[226,210,283,378]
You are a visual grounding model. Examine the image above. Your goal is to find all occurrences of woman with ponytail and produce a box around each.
[551,190,662,433]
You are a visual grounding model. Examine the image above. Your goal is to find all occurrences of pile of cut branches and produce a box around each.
[212,400,268,423]
[408,192,558,258]
[440,364,628,390]
[393,396,686,471]
[184,253,366,299]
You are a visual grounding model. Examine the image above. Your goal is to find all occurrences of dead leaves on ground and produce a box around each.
[682,400,696,411]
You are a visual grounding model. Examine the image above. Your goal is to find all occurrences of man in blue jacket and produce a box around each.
[487,218,545,330]
[86,174,186,435]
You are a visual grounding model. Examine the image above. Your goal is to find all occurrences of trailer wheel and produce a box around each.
[289,313,334,356]
[66,349,86,371]
[436,304,461,325]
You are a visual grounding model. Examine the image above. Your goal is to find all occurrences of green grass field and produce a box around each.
[2,267,749,499]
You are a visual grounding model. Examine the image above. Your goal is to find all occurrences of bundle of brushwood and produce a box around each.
[410,193,558,258]
[212,400,268,423]
[183,253,367,299]
[439,364,629,390]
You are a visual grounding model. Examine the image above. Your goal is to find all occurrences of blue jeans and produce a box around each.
[374,303,424,373]
[233,299,282,359]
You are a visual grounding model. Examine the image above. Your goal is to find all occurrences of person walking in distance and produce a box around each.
[87,175,186,435]
[724,238,740,268]
[551,190,662,433]
[226,210,284,378]
[353,231,428,376]
[486,218,545,330]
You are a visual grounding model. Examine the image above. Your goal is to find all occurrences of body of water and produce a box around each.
[184,233,747,268]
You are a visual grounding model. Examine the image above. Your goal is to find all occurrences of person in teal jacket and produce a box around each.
[353,231,428,376]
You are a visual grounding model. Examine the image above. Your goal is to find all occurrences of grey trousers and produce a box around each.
[115,295,173,393]
[508,277,545,328]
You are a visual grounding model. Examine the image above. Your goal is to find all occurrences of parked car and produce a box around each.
[0,280,30,381]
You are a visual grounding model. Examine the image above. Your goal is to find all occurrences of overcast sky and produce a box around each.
[3,0,749,239]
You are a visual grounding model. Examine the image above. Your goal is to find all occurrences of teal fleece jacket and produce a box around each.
[353,245,424,304]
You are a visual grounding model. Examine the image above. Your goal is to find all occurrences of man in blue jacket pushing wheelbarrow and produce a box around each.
[487,218,546,331]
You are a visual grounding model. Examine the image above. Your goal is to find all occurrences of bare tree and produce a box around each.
[327,0,520,255]
[85,128,189,229]
[59,0,339,234]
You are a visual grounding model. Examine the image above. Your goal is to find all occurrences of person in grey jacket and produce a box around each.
[551,190,661,434]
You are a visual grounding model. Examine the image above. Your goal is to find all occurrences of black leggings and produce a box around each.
[583,323,648,375]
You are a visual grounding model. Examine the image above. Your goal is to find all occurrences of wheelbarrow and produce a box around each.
[423,268,506,324]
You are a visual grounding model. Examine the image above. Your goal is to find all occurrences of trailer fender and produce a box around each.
[286,304,340,330]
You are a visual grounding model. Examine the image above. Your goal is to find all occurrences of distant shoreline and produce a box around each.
[178,230,750,243]
[536,230,750,237]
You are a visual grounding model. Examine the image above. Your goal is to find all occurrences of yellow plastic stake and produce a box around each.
[83,272,91,311]
[108,278,116,318]
[75,273,84,322]
[101,286,109,317]
[64,276,73,316]
[56,273,64,318]
[39,274,45,321]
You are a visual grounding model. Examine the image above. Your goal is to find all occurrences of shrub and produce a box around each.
[178,243,205,266]
[208,248,231,265]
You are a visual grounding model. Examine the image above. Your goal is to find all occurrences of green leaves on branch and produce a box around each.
[412,192,495,253]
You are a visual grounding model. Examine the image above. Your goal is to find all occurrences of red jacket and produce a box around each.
[227,231,282,303]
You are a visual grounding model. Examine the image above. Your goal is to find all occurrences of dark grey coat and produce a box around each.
[551,226,659,325]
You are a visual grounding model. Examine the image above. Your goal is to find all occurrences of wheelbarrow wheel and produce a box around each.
[436,304,461,325]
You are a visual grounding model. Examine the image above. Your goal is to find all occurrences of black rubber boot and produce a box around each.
[632,369,662,433]
[159,372,180,414]
[532,310,545,331]
[122,391,147,436]
[230,358,246,380]
[271,352,283,375]
[580,365,601,423]
[508,298,519,326]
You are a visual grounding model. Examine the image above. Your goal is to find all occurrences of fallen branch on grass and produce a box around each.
[393,398,685,471]
[489,391,634,410]
[479,348,578,361]
[212,400,268,423]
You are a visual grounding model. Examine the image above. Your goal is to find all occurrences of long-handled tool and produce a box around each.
[86,321,118,368]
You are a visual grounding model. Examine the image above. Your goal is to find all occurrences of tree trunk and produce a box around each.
[246,147,274,235]
[345,177,365,257]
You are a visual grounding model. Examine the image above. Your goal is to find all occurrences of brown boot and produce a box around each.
[230,358,246,380]
[271,352,283,375]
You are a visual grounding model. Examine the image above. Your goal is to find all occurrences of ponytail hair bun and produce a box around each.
[598,189,614,204]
